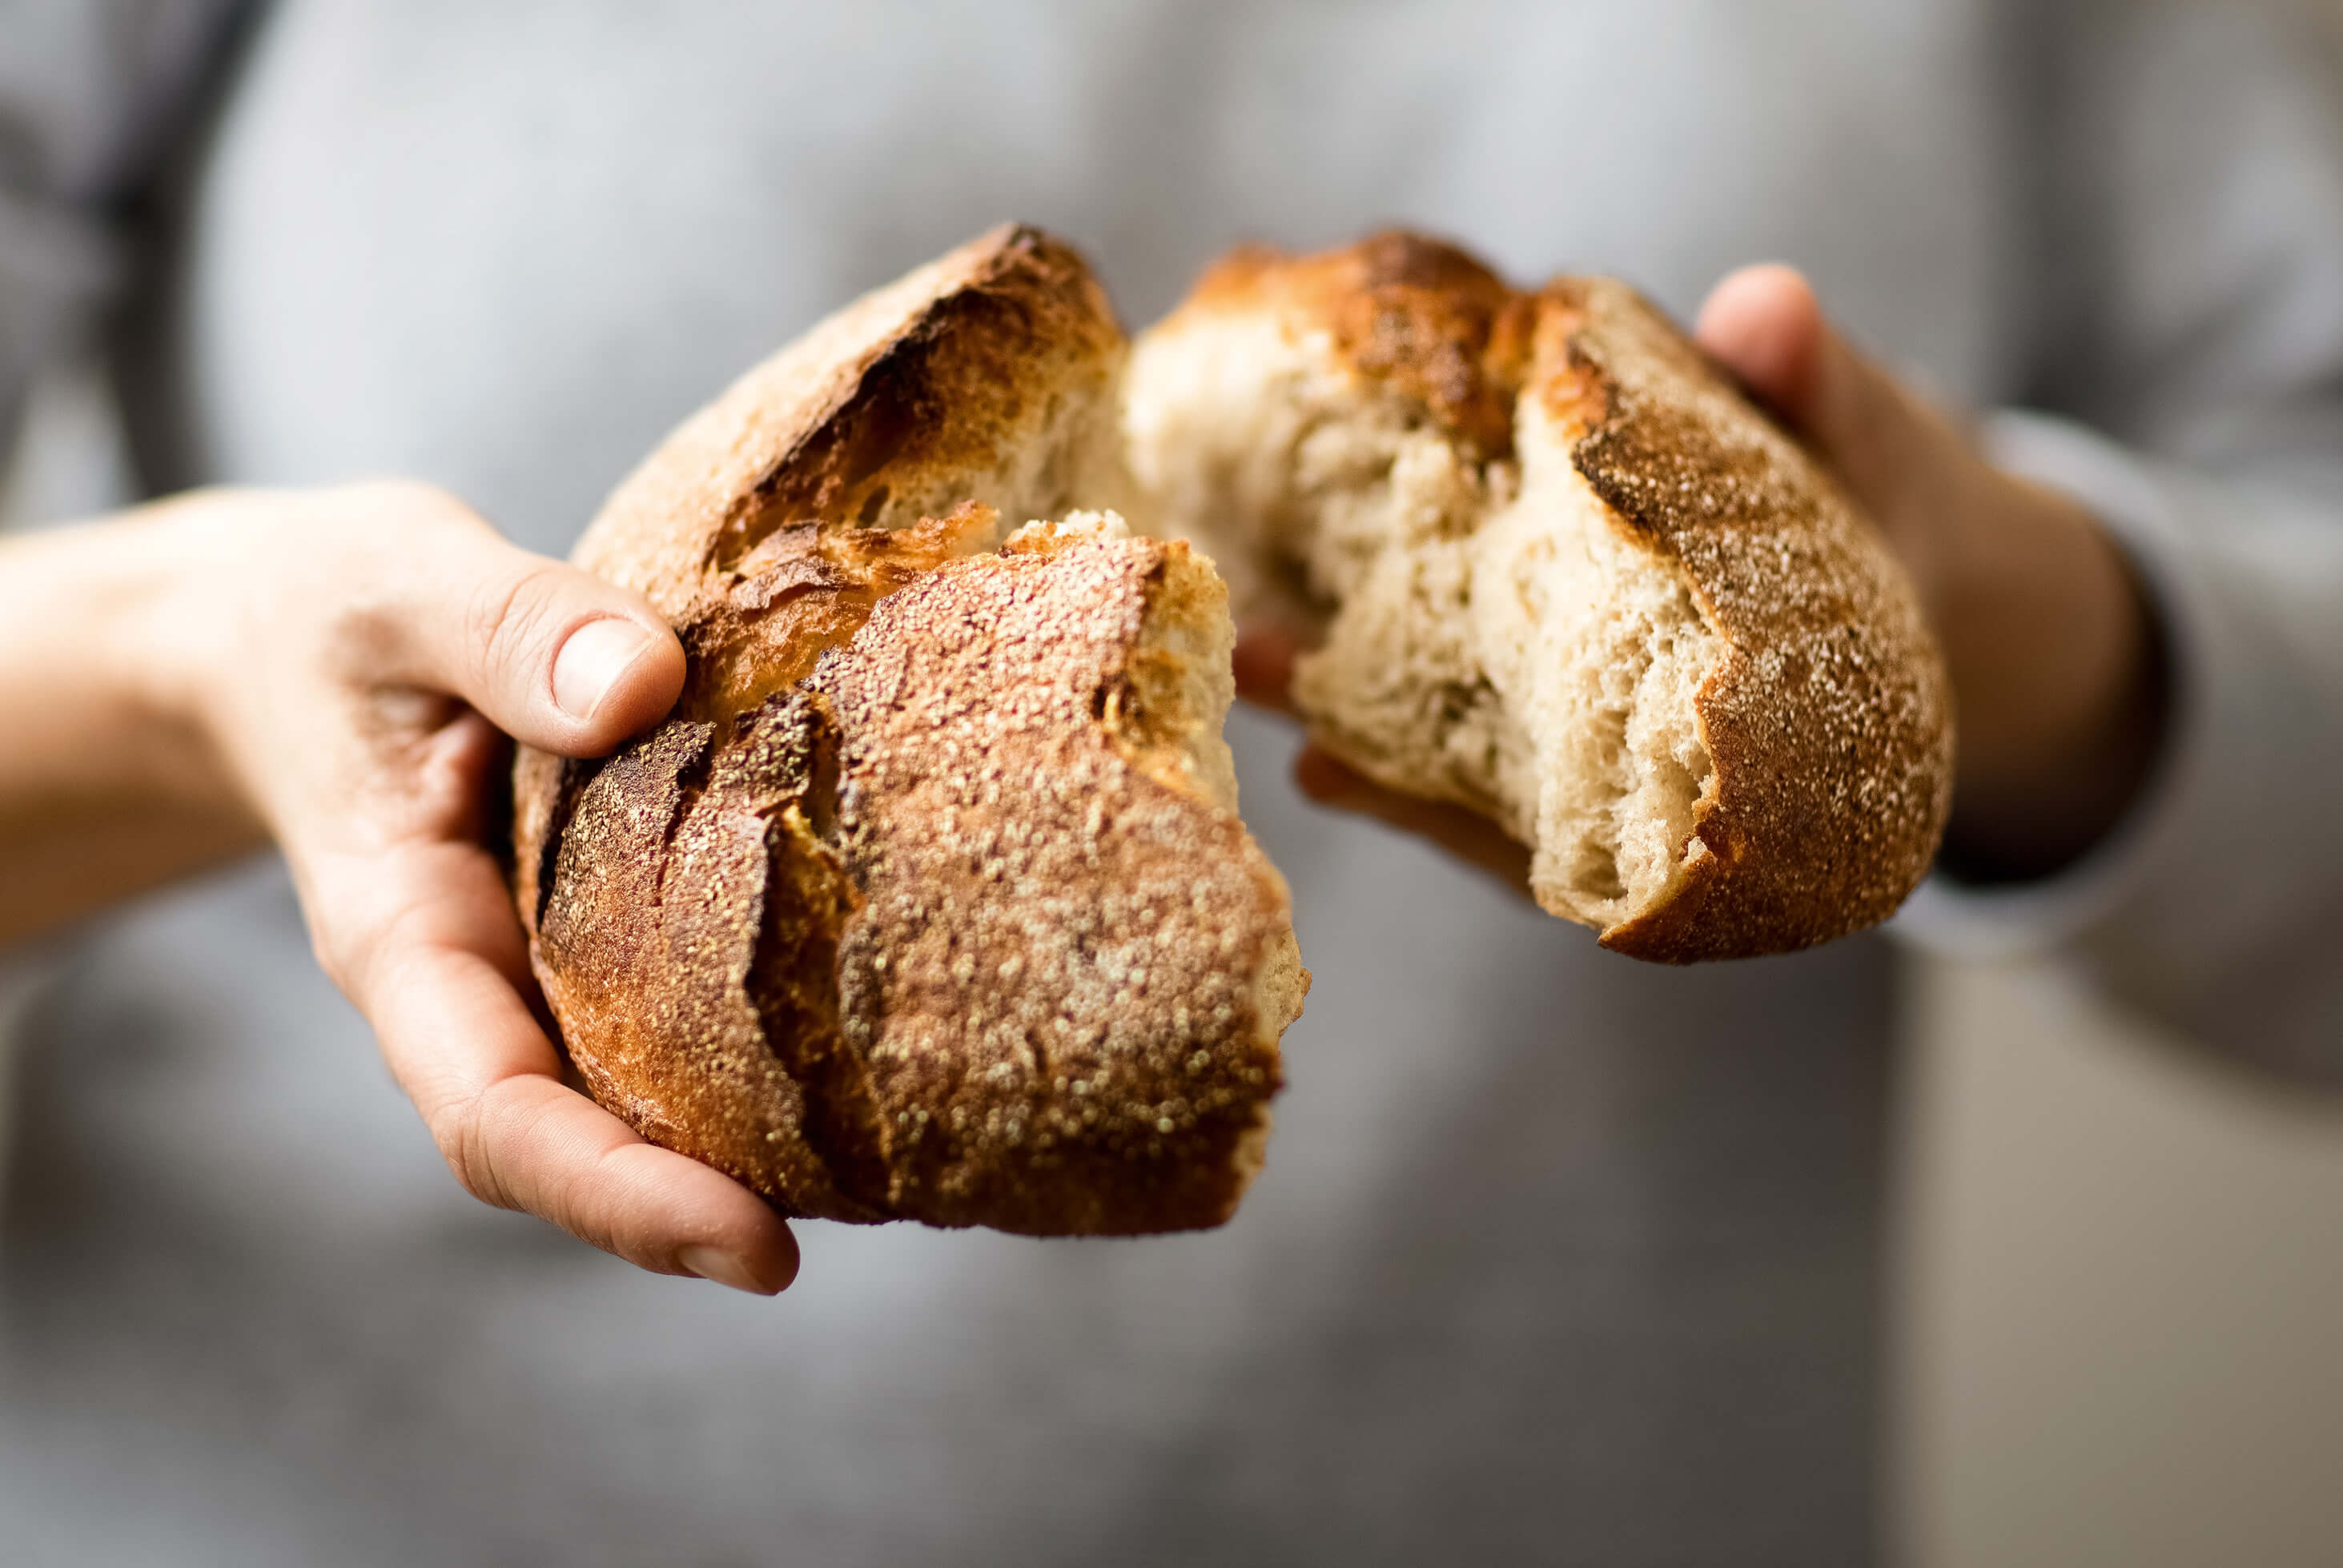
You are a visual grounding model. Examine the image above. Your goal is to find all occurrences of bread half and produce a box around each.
[513,227,1304,1234]
[1123,233,1954,961]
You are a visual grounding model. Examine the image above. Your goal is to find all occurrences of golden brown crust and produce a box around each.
[808,528,1293,1232]
[517,219,1943,1242]
[1159,235,1952,960]
[1190,231,1535,459]
[532,703,885,1223]
[1541,279,1952,960]
[514,227,1303,1234]
[575,223,1126,622]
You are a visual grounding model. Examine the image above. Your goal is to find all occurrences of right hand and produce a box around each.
[1,482,799,1293]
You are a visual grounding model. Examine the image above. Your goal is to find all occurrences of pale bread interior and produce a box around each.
[1119,309,1723,930]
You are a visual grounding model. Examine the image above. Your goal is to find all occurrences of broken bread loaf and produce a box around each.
[513,223,1955,1239]
[1123,233,1954,961]
[512,226,1305,1236]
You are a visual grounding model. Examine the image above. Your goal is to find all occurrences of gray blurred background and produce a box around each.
[11,231,2343,1568]
[7,12,2343,1567]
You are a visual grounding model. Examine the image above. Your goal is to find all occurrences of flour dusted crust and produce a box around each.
[1124,233,1953,961]
[1550,273,1953,959]
[512,227,1304,1234]
[513,223,1951,1237]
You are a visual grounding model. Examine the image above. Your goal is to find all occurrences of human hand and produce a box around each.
[54,484,799,1292]
[1237,267,2164,886]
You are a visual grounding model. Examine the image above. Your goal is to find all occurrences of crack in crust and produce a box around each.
[515,227,1305,1235]
[807,529,1293,1232]
[573,223,1126,625]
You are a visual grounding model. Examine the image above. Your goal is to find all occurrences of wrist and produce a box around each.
[3,499,260,822]
[0,501,270,942]
[1931,474,2167,878]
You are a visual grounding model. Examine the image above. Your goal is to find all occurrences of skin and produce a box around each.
[0,270,2160,1292]
[0,483,797,1296]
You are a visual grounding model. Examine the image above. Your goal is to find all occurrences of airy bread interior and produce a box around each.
[1119,308,1723,931]
[815,277,1725,935]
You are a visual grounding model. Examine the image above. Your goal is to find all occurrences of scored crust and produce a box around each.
[570,223,1127,623]
[513,226,1304,1234]
[514,223,1952,1239]
[1123,232,1953,961]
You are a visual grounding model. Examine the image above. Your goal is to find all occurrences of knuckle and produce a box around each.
[334,476,464,523]
[307,480,487,629]
[299,875,387,1001]
[299,863,418,1004]
[466,561,571,692]
[428,1088,518,1212]
[428,1084,620,1253]
[316,593,408,691]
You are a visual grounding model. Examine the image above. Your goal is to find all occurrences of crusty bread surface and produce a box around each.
[513,227,1304,1236]
[513,223,1953,1239]
[1123,233,1953,960]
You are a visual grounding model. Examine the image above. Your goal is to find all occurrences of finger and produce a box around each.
[1232,627,1304,715]
[315,838,798,1293]
[1693,264,1956,524]
[1694,263,1830,428]
[1293,744,1533,896]
[348,484,686,757]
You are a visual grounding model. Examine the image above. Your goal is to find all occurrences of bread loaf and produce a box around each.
[512,227,1305,1235]
[512,223,1952,1237]
[1123,233,1953,961]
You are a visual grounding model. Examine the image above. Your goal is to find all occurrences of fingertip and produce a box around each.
[549,616,685,753]
[661,1160,800,1295]
[678,1220,799,1297]
[1696,262,1819,340]
[1290,743,1535,894]
[1695,263,1825,424]
[768,1228,802,1293]
[741,1208,802,1294]
[1232,628,1302,713]
[597,621,687,738]
[1292,743,1363,803]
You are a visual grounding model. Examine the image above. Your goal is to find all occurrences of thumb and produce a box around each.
[1693,263,1957,529]
[356,484,686,757]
